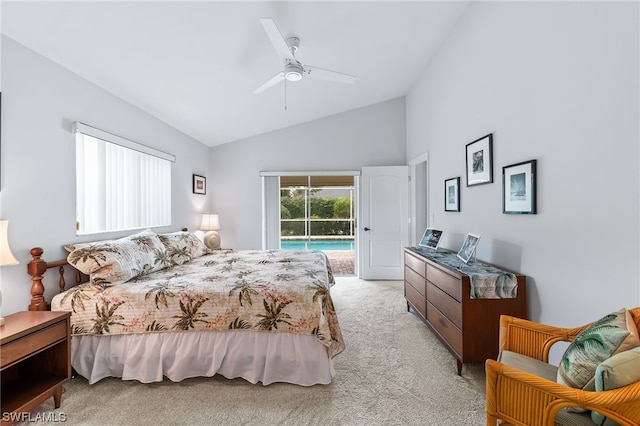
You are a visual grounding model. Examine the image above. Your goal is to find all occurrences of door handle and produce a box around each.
[364,227,371,231]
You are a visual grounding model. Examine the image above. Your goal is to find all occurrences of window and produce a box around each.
[74,122,174,235]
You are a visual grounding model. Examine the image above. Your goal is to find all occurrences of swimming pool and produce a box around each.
[281,239,355,251]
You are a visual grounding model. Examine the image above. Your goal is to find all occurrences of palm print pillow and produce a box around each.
[67,229,171,285]
[557,308,640,391]
[158,231,211,265]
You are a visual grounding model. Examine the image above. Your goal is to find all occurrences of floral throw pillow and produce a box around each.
[67,229,171,285]
[158,231,211,265]
[557,308,640,391]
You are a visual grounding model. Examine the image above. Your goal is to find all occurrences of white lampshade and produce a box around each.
[0,220,19,266]
[200,213,221,231]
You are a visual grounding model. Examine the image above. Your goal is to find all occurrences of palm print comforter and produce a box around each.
[51,250,344,358]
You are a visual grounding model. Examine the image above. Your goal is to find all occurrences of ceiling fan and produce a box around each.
[253,18,356,94]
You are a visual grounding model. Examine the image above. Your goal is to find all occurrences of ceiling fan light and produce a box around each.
[284,63,303,82]
[285,71,302,82]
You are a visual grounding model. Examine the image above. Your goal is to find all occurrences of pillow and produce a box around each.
[557,308,640,391]
[158,231,211,265]
[67,229,170,285]
[591,347,640,426]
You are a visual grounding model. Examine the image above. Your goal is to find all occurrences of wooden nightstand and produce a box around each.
[0,311,71,425]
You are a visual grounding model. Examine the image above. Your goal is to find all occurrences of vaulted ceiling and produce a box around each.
[2,1,470,147]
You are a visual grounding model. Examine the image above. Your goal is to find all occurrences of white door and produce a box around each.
[359,166,409,279]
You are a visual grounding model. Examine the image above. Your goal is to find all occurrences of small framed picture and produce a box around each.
[419,228,443,250]
[503,159,537,214]
[466,134,493,187]
[444,177,460,212]
[457,233,480,263]
[193,174,206,194]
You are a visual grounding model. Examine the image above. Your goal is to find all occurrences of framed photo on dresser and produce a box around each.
[457,233,480,263]
[419,228,443,250]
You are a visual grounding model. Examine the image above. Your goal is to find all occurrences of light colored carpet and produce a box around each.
[26,278,486,425]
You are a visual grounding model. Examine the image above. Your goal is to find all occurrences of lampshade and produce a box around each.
[0,220,19,266]
[200,213,221,231]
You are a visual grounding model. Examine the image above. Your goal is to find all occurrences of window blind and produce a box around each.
[74,123,173,235]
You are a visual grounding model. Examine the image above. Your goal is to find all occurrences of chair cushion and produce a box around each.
[591,346,640,426]
[557,308,640,391]
[554,409,597,426]
[498,350,558,381]
[497,351,595,426]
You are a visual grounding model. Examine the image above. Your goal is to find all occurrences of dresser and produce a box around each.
[404,247,527,375]
[1,311,71,425]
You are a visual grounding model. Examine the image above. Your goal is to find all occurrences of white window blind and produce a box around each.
[74,123,174,235]
[261,175,281,249]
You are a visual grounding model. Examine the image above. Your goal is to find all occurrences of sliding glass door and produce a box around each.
[280,175,355,250]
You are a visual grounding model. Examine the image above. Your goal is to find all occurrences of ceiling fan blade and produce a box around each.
[260,18,296,63]
[304,66,356,85]
[253,72,285,94]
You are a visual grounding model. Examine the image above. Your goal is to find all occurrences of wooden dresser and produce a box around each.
[1,311,71,425]
[404,247,527,375]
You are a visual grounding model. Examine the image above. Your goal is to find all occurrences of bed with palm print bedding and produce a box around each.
[50,230,344,385]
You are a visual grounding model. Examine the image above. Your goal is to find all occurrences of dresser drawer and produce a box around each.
[426,264,461,302]
[427,301,462,356]
[427,281,462,329]
[405,282,426,318]
[405,266,426,297]
[1,321,67,369]
[404,253,425,277]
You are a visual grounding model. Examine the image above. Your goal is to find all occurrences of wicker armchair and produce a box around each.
[485,307,640,426]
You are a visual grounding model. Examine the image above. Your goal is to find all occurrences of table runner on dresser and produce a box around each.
[408,247,518,299]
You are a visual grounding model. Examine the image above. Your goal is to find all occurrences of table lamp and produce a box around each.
[200,213,221,250]
[0,219,19,326]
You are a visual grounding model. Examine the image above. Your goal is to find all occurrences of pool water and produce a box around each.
[281,239,355,251]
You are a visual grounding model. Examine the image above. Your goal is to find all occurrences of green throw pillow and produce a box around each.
[557,308,640,391]
[591,347,640,426]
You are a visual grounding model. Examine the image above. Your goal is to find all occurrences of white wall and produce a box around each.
[0,37,211,315]
[406,1,639,326]
[208,98,406,250]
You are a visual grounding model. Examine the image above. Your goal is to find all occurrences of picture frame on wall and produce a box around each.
[444,177,460,212]
[418,228,443,250]
[502,159,537,214]
[465,133,493,187]
[457,233,480,264]
[193,174,206,194]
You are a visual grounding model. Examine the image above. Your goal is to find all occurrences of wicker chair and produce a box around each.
[485,307,640,426]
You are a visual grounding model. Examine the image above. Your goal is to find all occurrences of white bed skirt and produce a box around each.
[71,330,335,386]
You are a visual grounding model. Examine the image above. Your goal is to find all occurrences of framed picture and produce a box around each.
[418,228,443,250]
[466,133,493,187]
[457,233,480,264]
[444,177,460,212]
[503,159,537,214]
[193,174,206,194]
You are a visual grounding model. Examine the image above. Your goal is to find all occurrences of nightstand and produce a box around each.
[0,311,71,425]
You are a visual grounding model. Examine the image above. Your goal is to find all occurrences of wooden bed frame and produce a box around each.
[27,247,85,312]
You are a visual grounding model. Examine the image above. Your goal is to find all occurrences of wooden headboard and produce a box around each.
[27,247,85,311]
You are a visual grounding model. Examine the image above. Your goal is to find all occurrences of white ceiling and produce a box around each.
[1,1,470,147]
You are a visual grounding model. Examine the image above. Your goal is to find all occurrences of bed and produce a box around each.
[26,230,344,386]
